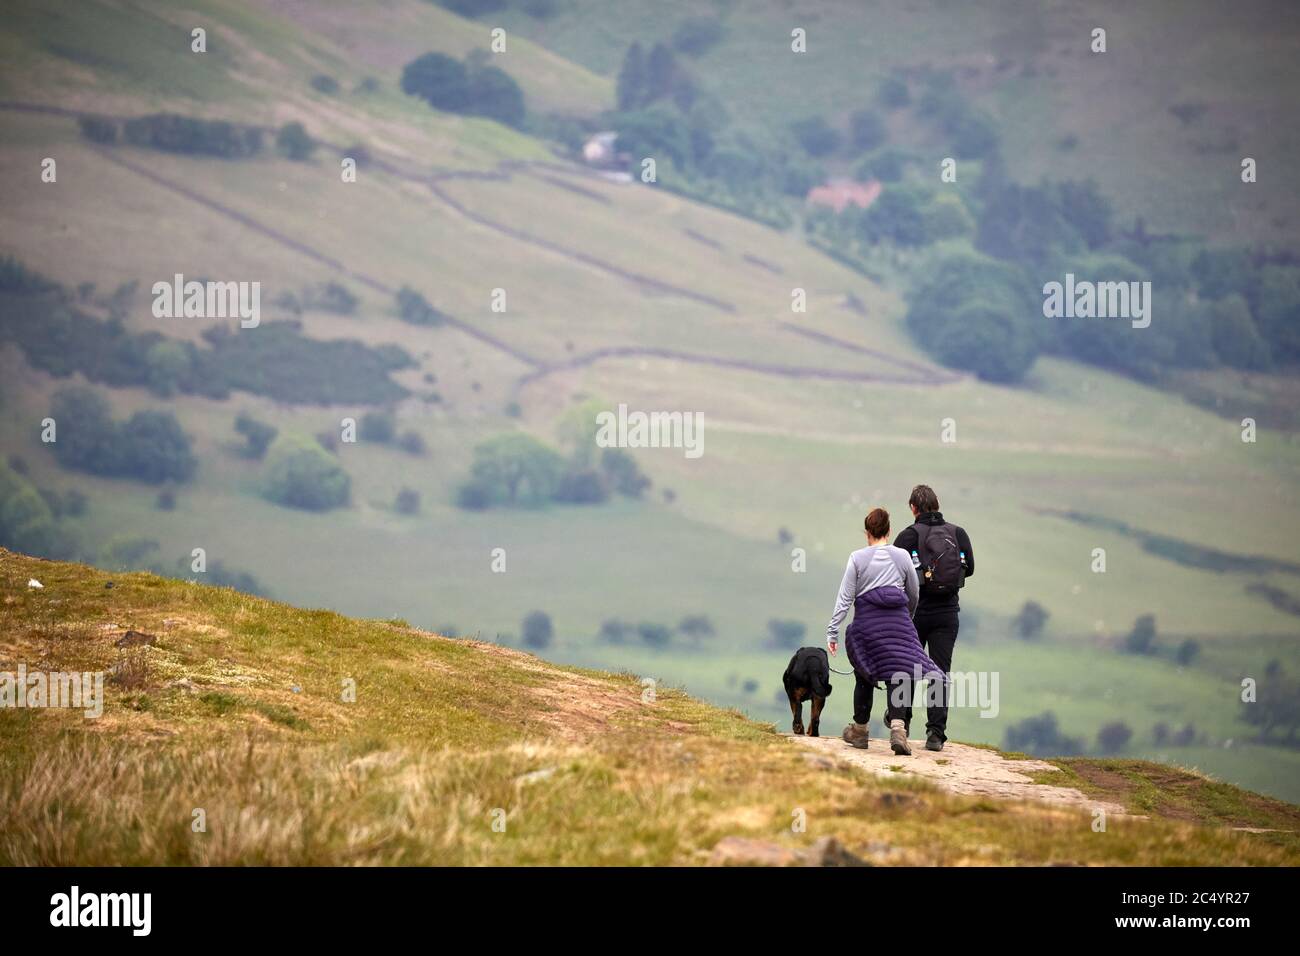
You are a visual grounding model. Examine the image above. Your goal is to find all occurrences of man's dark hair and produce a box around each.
[864,507,890,538]
[909,484,939,514]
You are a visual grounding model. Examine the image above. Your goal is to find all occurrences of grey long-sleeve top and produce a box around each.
[826,544,919,647]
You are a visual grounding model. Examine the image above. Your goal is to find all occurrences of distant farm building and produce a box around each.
[806,179,882,213]
[581,131,633,183]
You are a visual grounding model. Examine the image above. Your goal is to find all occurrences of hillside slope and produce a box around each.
[2,547,1297,866]
[1,0,1299,804]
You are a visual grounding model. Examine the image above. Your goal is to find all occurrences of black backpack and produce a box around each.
[914,522,965,595]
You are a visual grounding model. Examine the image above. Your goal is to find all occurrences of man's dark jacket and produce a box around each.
[893,511,974,612]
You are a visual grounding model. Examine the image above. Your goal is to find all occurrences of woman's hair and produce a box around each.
[864,507,890,539]
[909,484,940,514]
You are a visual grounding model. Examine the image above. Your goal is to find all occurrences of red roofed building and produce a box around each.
[806,178,882,213]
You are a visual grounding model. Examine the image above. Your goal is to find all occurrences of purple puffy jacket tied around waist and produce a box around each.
[845,586,944,684]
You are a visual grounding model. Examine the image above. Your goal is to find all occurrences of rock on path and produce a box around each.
[788,734,1131,818]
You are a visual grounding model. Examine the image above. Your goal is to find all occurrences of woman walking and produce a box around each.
[826,508,943,755]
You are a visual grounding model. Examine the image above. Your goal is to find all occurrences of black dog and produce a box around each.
[783,647,832,736]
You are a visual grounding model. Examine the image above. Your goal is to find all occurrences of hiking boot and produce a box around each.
[841,723,870,749]
[925,732,944,752]
[889,719,912,756]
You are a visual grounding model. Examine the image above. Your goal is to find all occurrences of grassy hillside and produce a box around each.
[3,547,1298,865]
[0,0,1298,807]
[502,0,1300,245]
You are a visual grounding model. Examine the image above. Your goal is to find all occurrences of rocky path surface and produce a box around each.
[789,734,1132,817]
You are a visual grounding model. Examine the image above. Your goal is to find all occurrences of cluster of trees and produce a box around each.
[0,265,414,406]
[96,538,268,596]
[456,431,650,511]
[603,39,801,226]
[400,51,526,128]
[395,286,448,327]
[1241,660,1300,745]
[48,387,196,485]
[597,614,716,650]
[1003,711,1085,756]
[80,113,317,161]
[275,281,360,316]
[905,251,1040,383]
[0,461,77,559]
[1120,614,1201,665]
[259,433,350,511]
[793,68,1300,387]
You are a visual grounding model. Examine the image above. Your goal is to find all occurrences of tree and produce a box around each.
[1096,721,1133,754]
[922,192,975,242]
[261,434,351,511]
[1210,295,1271,370]
[458,433,566,508]
[645,43,682,105]
[397,431,427,456]
[678,615,715,641]
[943,107,999,159]
[1192,246,1255,302]
[790,116,841,157]
[401,53,471,113]
[234,413,277,459]
[636,622,671,648]
[276,122,316,161]
[859,187,928,247]
[1012,600,1049,640]
[395,286,446,326]
[78,115,118,144]
[598,619,630,643]
[360,411,396,444]
[780,157,825,197]
[1124,614,1157,655]
[849,108,888,153]
[522,611,554,649]
[553,468,609,504]
[856,148,909,183]
[616,42,647,110]
[1002,711,1084,756]
[905,252,1041,383]
[1241,676,1300,743]
[49,387,118,476]
[1253,265,1300,360]
[0,462,65,558]
[977,181,1082,268]
[615,106,693,168]
[145,340,192,397]
[395,487,420,515]
[119,410,197,484]
[466,63,526,128]
[766,618,806,648]
[1055,179,1113,249]
[601,448,650,497]
[1175,638,1201,666]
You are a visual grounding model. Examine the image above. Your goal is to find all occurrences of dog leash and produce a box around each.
[828,664,855,676]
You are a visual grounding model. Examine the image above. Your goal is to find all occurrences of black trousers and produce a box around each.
[903,607,959,740]
[852,671,911,726]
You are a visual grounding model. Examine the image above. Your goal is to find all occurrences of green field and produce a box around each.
[1,0,1298,804]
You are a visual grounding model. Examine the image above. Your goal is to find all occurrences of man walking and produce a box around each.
[892,484,974,751]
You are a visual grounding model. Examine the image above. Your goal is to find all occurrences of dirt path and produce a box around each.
[789,734,1132,817]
